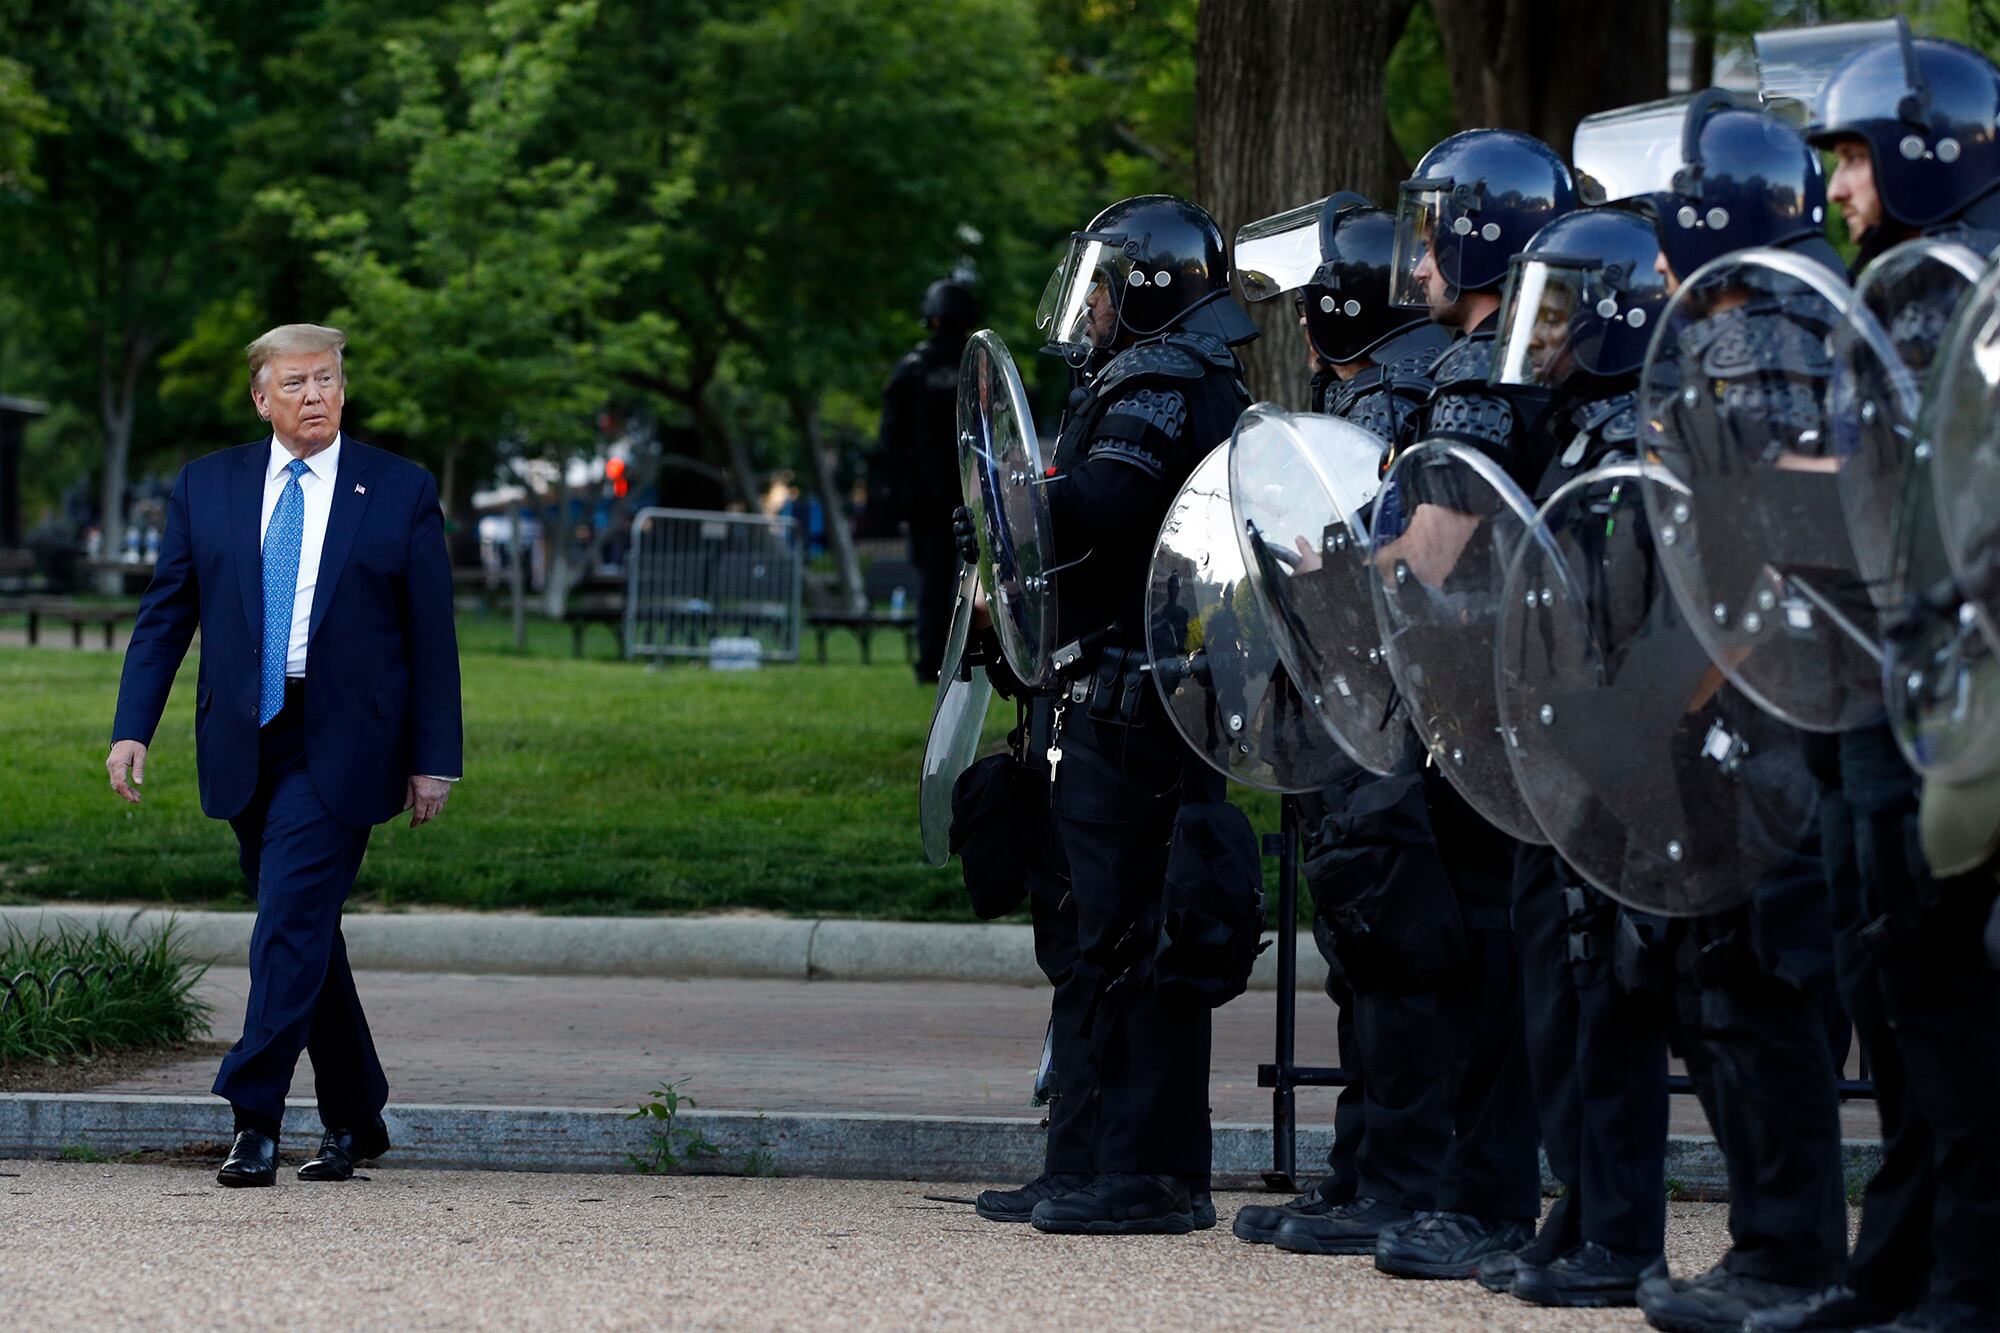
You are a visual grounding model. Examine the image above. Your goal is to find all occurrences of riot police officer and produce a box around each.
[1226,191,1457,1257]
[974,195,1257,1235]
[1566,92,1857,1333]
[1361,128,1576,1283]
[881,279,981,683]
[1749,27,2000,1333]
[1476,206,1676,1309]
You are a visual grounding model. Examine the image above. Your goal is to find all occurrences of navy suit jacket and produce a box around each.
[112,437,463,829]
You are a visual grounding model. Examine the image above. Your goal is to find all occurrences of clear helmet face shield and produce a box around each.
[1235,198,1329,304]
[1753,17,1910,123]
[1573,96,1691,204]
[1389,182,1452,310]
[1038,234,1127,362]
[1491,254,1641,389]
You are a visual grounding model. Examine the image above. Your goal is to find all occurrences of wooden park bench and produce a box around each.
[0,596,141,649]
[803,558,919,665]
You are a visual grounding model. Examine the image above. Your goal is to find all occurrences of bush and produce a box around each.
[0,923,211,1067]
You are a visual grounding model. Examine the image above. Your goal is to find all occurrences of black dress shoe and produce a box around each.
[1189,1188,1217,1231]
[1510,1242,1665,1308]
[1271,1197,1416,1256]
[974,1171,1091,1223]
[216,1129,279,1188]
[1374,1211,1536,1280]
[1640,1264,1828,1332]
[1748,1286,1907,1332]
[1231,1177,1345,1245]
[1030,1173,1196,1235]
[298,1118,390,1183]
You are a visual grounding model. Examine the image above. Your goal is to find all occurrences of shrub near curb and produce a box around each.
[0,924,211,1067]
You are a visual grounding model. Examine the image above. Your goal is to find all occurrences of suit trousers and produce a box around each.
[1513,843,1669,1257]
[211,688,385,1130]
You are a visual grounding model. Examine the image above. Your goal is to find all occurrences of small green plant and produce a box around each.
[741,1118,778,1178]
[1,922,211,1068]
[58,1144,110,1163]
[627,1078,720,1175]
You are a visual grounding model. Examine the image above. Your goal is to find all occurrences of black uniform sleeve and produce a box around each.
[876,355,923,522]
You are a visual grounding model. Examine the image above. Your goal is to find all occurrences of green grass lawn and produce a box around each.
[1,612,1284,919]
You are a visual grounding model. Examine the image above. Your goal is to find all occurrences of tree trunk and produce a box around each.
[1685,0,1717,93]
[1430,0,1670,155]
[541,462,576,619]
[95,329,151,594]
[791,394,865,613]
[1195,0,1418,408]
[694,389,761,512]
[509,505,526,651]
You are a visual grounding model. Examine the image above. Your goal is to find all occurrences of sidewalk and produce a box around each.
[43,967,1881,1149]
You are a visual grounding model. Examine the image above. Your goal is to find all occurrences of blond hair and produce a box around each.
[246,324,347,388]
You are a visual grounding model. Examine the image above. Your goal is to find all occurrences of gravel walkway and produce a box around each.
[0,1159,1765,1331]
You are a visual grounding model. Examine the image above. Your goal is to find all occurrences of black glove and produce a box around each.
[951,505,979,565]
[964,624,1023,699]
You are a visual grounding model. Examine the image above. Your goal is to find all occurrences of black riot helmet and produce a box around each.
[922,279,980,333]
[1593,93,1832,280]
[1234,191,1433,364]
[1390,130,1577,308]
[1805,25,2000,229]
[1039,195,1257,365]
[1491,209,1669,390]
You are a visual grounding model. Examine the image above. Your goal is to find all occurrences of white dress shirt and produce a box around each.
[259,433,340,678]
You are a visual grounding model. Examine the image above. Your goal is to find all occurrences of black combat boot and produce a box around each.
[1510,1241,1665,1308]
[974,1171,1092,1223]
[1029,1173,1197,1236]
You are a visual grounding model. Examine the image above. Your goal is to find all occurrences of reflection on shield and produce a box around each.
[1369,441,1548,843]
[957,330,1058,687]
[1638,248,1891,733]
[1147,444,1357,794]
[920,566,996,867]
[1498,463,1819,915]
[1228,405,1405,775]
[1921,250,2000,650]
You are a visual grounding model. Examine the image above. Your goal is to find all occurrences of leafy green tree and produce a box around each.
[0,0,233,563]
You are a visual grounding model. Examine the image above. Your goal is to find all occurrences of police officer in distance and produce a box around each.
[967,194,1258,1235]
[1360,128,1577,1283]
[1751,28,2000,1333]
[1226,190,1458,1259]
[1472,206,1676,1310]
[1587,92,1855,1333]
[880,279,981,684]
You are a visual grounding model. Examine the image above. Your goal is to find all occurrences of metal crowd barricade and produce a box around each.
[625,508,803,664]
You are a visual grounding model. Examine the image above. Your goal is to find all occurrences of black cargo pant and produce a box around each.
[1513,843,1669,1258]
[910,522,958,682]
[1046,697,1224,1178]
[1427,769,1542,1225]
[1832,725,2000,1315]
[1666,832,1848,1288]
[1298,780,1452,1212]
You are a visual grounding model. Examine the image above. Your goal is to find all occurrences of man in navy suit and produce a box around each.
[105,323,462,1187]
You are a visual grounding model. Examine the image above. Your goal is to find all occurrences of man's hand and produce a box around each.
[405,776,453,828]
[106,740,149,805]
[952,505,980,566]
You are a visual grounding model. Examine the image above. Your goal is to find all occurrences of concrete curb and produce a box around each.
[0,906,1321,991]
[0,1093,1883,1195]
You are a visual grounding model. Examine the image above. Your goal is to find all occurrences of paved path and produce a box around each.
[82,969,1881,1144]
[0,1160,1764,1332]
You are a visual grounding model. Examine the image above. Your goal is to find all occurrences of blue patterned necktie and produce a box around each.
[259,458,311,726]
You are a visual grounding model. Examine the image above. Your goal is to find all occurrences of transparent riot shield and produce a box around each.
[958,330,1058,688]
[1228,404,1405,775]
[1148,443,1359,794]
[1497,463,1820,915]
[1638,248,1888,733]
[920,566,996,867]
[1753,19,1907,122]
[1922,255,2000,645]
[1370,441,1549,843]
[1876,252,2000,780]
[1833,239,1982,616]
